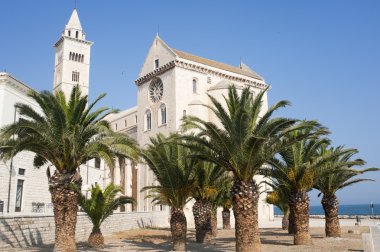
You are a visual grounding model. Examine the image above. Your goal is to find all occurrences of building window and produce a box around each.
[68,30,71,37]
[135,115,138,123]
[15,180,24,212]
[124,120,127,127]
[145,110,152,131]
[72,71,80,82]
[193,79,197,94]
[18,168,26,176]
[183,110,187,117]
[81,55,84,63]
[95,158,101,169]
[154,59,159,69]
[158,104,166,125]
[76,31,79,39]
[115,123,118,130]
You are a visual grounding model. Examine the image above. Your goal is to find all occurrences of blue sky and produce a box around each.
[1,1,379,206]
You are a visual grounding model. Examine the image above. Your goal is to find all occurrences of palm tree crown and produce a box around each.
[0,86,139,171]
[182,85,317,182]
[141,133,195,209]
[268,132,330,193]
[314,145,378,196]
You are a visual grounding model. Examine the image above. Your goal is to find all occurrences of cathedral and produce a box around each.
[0,9,273,226]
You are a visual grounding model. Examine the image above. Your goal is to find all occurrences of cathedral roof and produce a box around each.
[208,79,245,91]
[173,49,263,81]
[66,9,82,31]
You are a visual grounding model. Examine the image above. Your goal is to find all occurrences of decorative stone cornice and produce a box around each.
[0,73,35,94]
[135,61,176,85]
[134,60,269,90]
[54,35,93,48]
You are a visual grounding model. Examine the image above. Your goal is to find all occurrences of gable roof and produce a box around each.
[173,49,263,81]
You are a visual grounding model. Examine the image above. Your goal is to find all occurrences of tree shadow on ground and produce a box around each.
[260,229,292,237]
[260,228,294,246]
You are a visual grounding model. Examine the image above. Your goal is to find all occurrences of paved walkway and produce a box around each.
[370,224,380,252]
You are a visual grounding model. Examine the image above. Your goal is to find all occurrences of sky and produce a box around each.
[1,1,379,206]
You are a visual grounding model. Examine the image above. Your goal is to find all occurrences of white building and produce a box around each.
[0,9,273,225]
[107,35,274,222]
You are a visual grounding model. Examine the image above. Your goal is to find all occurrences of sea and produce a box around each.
[274,204,380,216]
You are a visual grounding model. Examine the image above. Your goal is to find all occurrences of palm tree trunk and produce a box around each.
[288,206,295,234]
[192,199,212,243]
[282,212,289,230]
[211,209,217,237]
[88,227,104,248]
[231,180,260,252]
[170,207,187,251]
[289,192,312,245]
[322,194,341,237]
[222,207,231,229]
[118,157,126,212]
[49,170,82,252]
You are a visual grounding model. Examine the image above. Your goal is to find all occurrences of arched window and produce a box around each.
[95,158,101,169]
[159,104,166,125]
[72,71,80,82]
[68,30,71,37]
[145,110,152,131]
[154,59,159,69]
[75,31,79,39]
[69,52,72,60]
[192,79,197,94]
[81,54,84,63]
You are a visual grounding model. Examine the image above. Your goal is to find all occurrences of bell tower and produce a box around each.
[53,9,93,98]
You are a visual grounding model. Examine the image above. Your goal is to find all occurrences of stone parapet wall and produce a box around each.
[0,211,170,249]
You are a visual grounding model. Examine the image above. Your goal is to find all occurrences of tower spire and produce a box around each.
[66,9,82,31]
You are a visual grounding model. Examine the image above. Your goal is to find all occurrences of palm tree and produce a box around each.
[191,161,225,243]
[314,146,379,237]
[265,182,290,230]
[141,134,195,251]
[79,183,134,247]
[0,87,139,251]
[268,132,332,245]
[182,85,317,251]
